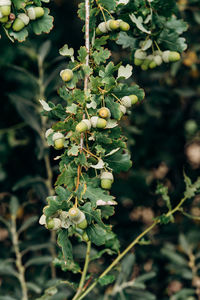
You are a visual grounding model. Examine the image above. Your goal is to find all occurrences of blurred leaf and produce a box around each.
[9,196,19,217]
[99,274,115,286]
[18,216,38,235]
[25,256,52,268]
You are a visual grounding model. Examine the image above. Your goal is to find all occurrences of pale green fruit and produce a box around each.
[27,6,44,20]
[134,58,143,66]
[60,69,73,82]
[168,51,181,62]
[149,61,157,69]
[77,219,88,230]
[101,172,114,190]
[68,207,81,222]
[96,27,101,35]
[0,5,10,16]
[12,18,24,31]
[109,19,120,30]
[0,15,8,22]
[76,119,91,133]
[129,95,138,105]
[119,21,130,31]
[54,138,64,150]
[96,118,107,129]
[99,107,111,119]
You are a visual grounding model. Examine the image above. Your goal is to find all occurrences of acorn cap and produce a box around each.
[98,21,108,33]
[52,132,64,141]
[154,55,162,65]
[39,214,46,225]
[27,7,36,20]
[0,0,11,5]
[18,13,30,25]
[75,211,86,225]
[162,50,170,63]
[82,119,91,130]
[119,105,126,114]
[52,218,62,230]
[90,116,99,128]
[106,19,113,31]
[135,49,146,60]
[121,96,132,108]
[101,171,114,181]
[45,128,54,138]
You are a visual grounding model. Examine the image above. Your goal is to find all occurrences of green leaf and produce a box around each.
[67,145,79,157]
[104,149,132,173]
[112,83,145,101]
[57,229,73,261]
[55,164,76,191]
[118,64,133,79]
[166,16,188,35]
[93,36,109,49]
[78,46,87,63]
[98,0,117,10]
[86,224,107,246]
[83,185,115,208]
[9,28,28,42]
[59,44,74,58]
[32,8,54,35]
[116,32,136,49]
[25,256,52,268]
[44,195,68,218]
[92,47,111,65]
[105,96,121,120]
[99,274,115,286]
[158,29,187,52]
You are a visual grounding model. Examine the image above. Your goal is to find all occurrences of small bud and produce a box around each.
[76,119,91,133]
[99,107,111,119]
[60,69,73,82]
[101,171,114,190]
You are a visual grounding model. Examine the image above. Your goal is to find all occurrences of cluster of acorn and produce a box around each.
[134,49,181,70]
[0,0,44,31]
[96,18,130,35]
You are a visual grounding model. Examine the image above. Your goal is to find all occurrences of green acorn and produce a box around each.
[52,132,65,150]
[129,95,138,105]
[168,51,181,62]
[0,15,7,22]
[149,60,157,69]
[46,218,61,230]
[119,104,126,119]
[101,171,114,190]
[60,69,73,82]
[134,49,146,60]
[27,6,44,20]
[99,107,111,119]
[68,207,87,229]
[106,19,120,31]
[76,119,91,133]
[90,116,107,129]
[0,0,11,16]
[96,27,102,35]
[119,21,130,31]
[12,13,30,32]
[134,58,143,66]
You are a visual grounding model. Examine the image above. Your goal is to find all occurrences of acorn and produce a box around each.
[0,0,11,16]
[12,13,30,32]
[96,27,102,35]
[4,20,11,27]
[134,58,143,66]
[162,50,180,63]
[76,119,91,133]
[46,218,61,230]
[168,51,181,62]
[149,60,157,69]
[68,207,87,229]
[119,20,130,31]
[134,49,146,60]
[101,172,114,190]
[121,96,132,108]
[27,6,44,20]
[0,15,8,22]
[60,69,73,82]
[106,19,120,31]
[90,116,107,129]
[97,21,108,34]
[52,132,65,150]
[129,95,138,105]
[154,55,162,66]
[99,107,111,119]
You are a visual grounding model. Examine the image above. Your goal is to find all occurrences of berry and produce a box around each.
[76,119,91,133]
[60,69,73,82]
[101,172,114,190]
[99,107,111,119]
[119,21,130,31]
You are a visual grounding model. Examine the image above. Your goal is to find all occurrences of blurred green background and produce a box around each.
[0,0,200,299]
